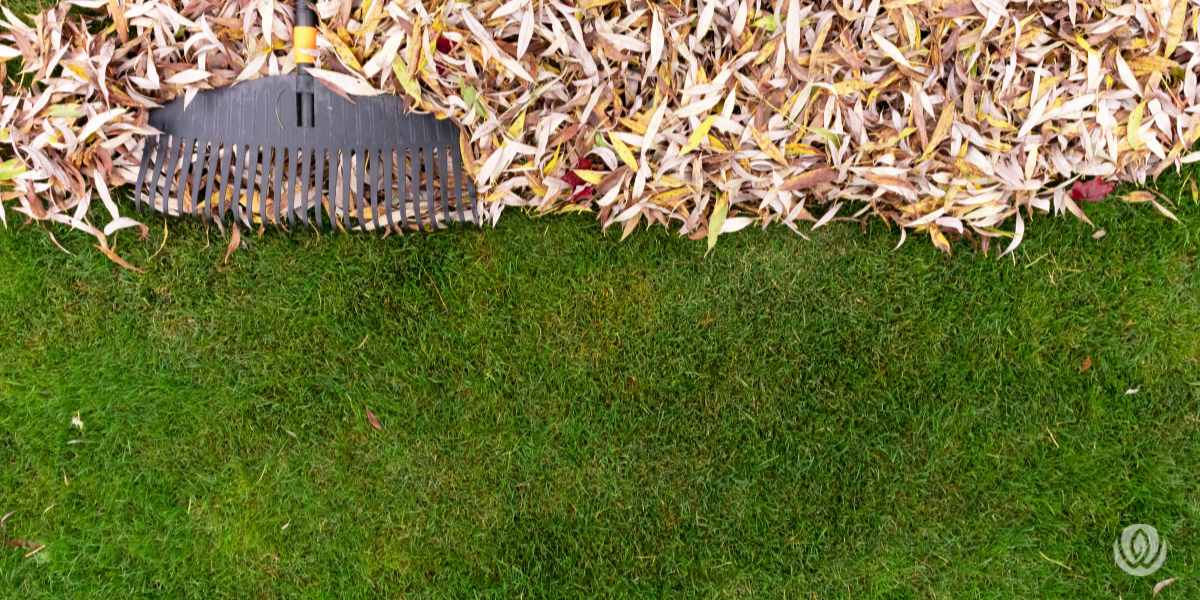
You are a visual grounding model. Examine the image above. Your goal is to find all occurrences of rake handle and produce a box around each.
[295,0,316,126]
[295,0,317,60]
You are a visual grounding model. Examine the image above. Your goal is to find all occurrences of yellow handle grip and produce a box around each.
[295,26,316,65]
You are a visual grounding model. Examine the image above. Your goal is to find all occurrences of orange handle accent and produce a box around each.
[295,26,317,64]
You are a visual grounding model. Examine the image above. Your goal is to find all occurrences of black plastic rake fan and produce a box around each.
[132,0,478,232]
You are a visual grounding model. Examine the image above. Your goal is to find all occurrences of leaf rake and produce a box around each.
[133,0,477,233]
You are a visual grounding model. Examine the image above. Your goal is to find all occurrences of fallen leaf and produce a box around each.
[1071,179,1115,203]
[94,245,142,272]
[225,223,241,265]
[71,412,83,431]
[1154,578,1175,596]
[366,408,382,431]
[780,167,838,191]
[1080,356,1091,373]
[1124,191,1155,203]
[707,194,728,254]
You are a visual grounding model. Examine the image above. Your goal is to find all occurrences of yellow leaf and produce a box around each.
[982,138,1014,153]
[930,226,951,255]
[618,117,648,135]
[611,134,639,172]
[754,38,778,65]
[527,175,548,196]
[1126,55,1181,76]
[572,170,605,185]
[833,79,874,96]
[651,186,695,205]
[543,146,561,176]
[1123,191,1154,203]
[657,174,687,188]
[322,26,364,72]
[1075,30,1095,56]
[1165,0,1188,58]
[1128,100,1146,151]
[785,142,823,156]
[750,127,788,165]
[920,97,957,161]
[977,113,1015,131]
[680,115,717,156]
[64,65,89,80]
[555,204,594,214]
[508,111,526,139]
[707,193,728,253]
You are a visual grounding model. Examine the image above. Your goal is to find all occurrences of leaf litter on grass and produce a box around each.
[0,0,1197,267]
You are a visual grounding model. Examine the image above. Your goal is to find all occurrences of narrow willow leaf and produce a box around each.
[680,115,717,156]
[707,193,728,253]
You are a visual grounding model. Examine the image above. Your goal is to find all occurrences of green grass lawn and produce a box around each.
[1,184,1198,597]
[0,0,1198,590]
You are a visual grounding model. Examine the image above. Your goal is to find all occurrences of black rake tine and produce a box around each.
[177,139,197,218]
[215,143,234,223]
[272,147,285,226]
[186,140,205,218]
[162,136,184,216]
[451,144,466,224]
[146,137,170,214]
[354,149,366,230]
[199,143,220,222]
[299,149,311,228]
[257,147,269,227]
[371,149,382,232]
[231,145,247,225]
[157,136,180,215]
[314,150,326,230]
[382,149,394,233]
[438,145,451,225]
[423,147,438,230]
[408,149,422,231]
[281,148,294,228]
[467,174,479,226]
[134,136,156,211]
[340,151,351,231]
[398,148,410,231]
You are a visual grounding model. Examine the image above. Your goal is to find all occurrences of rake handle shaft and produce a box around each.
[295,0,316,126]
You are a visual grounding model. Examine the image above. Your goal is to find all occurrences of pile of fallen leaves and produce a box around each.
[0,0,1196,265]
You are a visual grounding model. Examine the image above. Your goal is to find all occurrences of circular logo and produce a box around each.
[1114,524,1167,576]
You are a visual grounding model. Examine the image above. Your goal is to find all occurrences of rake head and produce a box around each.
[134,74,478,232]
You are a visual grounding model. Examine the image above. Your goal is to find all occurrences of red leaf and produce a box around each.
[436,36,454,54]
[570,185,594,203]
[366,408,382,431]
[3,540,39,549]
[1070,178,1115,202]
